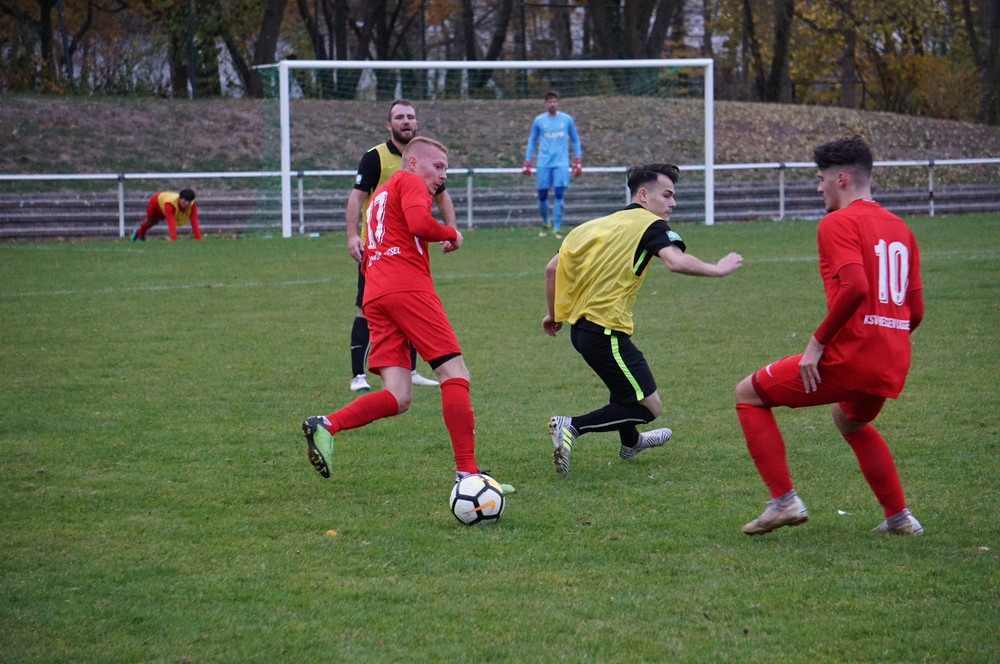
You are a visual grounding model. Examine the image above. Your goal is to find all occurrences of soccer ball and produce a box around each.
[450,473,505,525]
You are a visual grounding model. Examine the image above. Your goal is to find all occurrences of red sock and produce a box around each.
[441,377,478,474]
[736,403,793,498]
[325,390,399,434]
[844,424,905,517]
[138,220,152,237]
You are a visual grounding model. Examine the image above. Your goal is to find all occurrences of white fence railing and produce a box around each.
[2,157,999,238]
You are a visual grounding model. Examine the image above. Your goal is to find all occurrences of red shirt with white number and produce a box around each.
[816,199,922,398]
[361,170,458,306]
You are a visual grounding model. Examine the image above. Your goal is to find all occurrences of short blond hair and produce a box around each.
[401,136,448,159]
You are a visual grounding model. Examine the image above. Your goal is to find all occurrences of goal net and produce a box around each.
[260,59,715,237]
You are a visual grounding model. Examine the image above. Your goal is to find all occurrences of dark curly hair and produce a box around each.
[626,163,680,197]
[813,135,873,177]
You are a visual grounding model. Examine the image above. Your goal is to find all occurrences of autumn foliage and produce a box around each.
[0,0,997,124]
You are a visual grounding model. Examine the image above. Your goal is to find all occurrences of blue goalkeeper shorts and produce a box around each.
[536,166,570,191]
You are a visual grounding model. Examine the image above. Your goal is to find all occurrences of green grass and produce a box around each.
[1,216,998,663]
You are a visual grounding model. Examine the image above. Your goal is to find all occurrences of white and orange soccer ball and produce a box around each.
[449,473,505,525]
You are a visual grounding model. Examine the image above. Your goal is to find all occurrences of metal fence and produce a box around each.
[2,157,999,240]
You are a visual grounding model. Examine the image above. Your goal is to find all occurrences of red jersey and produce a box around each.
[361,170,458,306]
[816,199,922,398]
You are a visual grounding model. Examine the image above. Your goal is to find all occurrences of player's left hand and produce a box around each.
[347,235,364,263]
[715,252,743,276]
[542,314,562,337]
[571,157,583,177]
[442,230,463,253]
[799,336,825,393]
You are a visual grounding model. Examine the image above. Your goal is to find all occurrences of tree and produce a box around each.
[833,0,858,108]
[586,0,683,59]
[292,0,370,99]
[795,0,979,117]
[582,0,685,92]
[460,0,514,95]
[210,0,288,98]
[700,0,716,57]
[729,0,794,102]
[738,0,766,99]
[129,0,196,97]
[0,0,996,127]
[0,0,79,90]
[962,0,1000,123]
[766,0,793,102]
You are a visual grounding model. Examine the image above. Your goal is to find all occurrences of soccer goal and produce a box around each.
[262,58,715,237]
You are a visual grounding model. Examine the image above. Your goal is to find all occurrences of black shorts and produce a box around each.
[570,321,657,404]
[355,264,365,309]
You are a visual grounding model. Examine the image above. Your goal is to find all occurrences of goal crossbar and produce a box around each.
[263,58,715,236]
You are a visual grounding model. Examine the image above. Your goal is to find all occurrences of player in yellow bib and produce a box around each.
[343,99,456,392]
[130,189,201,241]
[542,163,743,477]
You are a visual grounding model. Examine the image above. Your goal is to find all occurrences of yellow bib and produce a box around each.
[156,192,192,226]
[360,143,403,241]
[554,207,661,335]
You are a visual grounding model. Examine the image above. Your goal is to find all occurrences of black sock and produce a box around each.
[572,402,655,447]
[350,317,369,376]
[409,344,418,372]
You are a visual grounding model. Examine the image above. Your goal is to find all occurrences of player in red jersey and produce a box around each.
[130,189,201,241]
[301,137,506,491]
[344,98,452,392]
[736,135,926,536]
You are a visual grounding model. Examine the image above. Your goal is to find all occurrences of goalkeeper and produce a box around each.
[523,90,582,238]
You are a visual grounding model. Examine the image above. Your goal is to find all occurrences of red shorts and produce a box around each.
[751,354,886,423]
[363,290,461,373]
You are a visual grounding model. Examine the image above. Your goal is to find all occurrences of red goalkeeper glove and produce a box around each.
[571,157,582,177]
[522,160,532,175]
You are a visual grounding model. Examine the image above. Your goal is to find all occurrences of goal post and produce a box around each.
[266,58,715,237]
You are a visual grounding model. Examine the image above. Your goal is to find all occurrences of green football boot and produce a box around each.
[302,415,334,478]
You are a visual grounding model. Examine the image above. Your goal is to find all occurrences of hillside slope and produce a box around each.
[3,94,1000,176]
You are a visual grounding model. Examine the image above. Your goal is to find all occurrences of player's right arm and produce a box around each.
[402,203,458,243]
[542,253,562,336]
[909,288,924,332]
[346,149,381,262]
[799,262,866,392]
[397,178,458,244]
[345,189,366,262]
[524,118,540,173]
[433,190,461,253]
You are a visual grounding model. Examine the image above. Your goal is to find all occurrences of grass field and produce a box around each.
[1,215,998,663]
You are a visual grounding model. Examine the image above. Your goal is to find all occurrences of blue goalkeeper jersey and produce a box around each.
[525,111,581,169]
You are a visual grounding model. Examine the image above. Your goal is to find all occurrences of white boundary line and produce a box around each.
[1,250,994,299]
